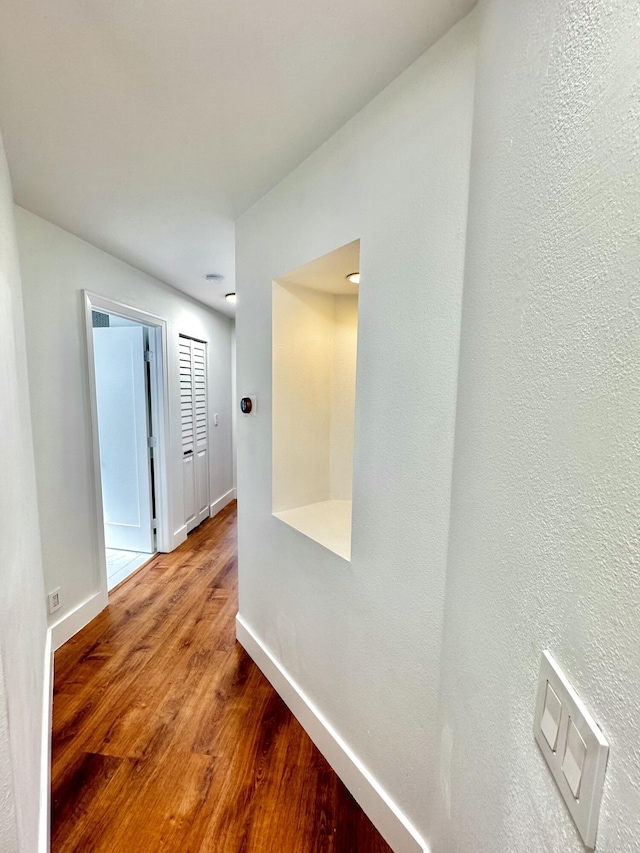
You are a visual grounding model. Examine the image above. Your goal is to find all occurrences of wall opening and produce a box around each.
[272,239,359,561]
[92,311,157,590]
[84,291,171,602]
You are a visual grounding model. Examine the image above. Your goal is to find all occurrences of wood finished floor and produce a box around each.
[52,502,392,853]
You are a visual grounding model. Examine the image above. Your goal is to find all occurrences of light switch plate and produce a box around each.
[534,651,609,849]
[563,717,587,798]
[540,681,562,751]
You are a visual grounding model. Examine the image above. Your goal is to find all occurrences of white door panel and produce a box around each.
[93,326,154,552]
[181,336,210,533]
[196,449,209,524]
[183,453,196,529]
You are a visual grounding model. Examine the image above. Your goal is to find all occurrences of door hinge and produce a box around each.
[144,350,154,362]
[147,436,157,448]
[152,518,157,531]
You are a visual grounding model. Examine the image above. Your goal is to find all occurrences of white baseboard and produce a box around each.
[235,614,428,853]
[171,524,188,551]
[51,589,107,651]
[38,629,53,853]
[209,488,236,518]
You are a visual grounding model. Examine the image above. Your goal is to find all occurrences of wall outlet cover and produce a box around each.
[48,587,62,614]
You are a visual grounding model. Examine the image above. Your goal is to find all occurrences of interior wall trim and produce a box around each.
[171,524,188,551]
[236,613,429,853]
[50,589,106,652]
[38,629,54,853]
[210,488,236,518]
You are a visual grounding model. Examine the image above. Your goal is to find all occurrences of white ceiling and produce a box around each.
[279,240,360,295]
[0,0,475,319]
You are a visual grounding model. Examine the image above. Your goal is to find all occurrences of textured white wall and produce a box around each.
[16,208,234,629]
[431,0,640,850]
[272,282,334,511]
[231,325,237,491]
[272,282,358,511]
[0,132,47,852]
[0,653,17,852]
[329,295,358,501]
[236,12,478,839]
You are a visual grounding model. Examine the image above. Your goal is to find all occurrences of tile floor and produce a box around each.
[106,549,154,591]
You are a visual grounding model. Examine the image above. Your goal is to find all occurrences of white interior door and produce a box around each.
[180,336,210,533]
[93,326,154,552]
[192,339,210,527]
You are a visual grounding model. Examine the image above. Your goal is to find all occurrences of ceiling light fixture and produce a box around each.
[205,273,224,282]
[346,272,360,284]
[225,293,236,304]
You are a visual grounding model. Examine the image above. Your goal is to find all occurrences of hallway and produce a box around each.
[51,503,391,852]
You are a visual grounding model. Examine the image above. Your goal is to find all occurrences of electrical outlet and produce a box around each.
[48,588,61,614]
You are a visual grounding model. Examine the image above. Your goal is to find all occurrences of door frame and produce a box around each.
[83,291,171,598]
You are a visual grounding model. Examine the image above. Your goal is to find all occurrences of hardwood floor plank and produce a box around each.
[51,752,131,852]
[52,502,392,852]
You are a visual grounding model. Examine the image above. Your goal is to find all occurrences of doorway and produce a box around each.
[84,293,170,596]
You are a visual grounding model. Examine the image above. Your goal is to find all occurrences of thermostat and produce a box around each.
[240,396,256,415]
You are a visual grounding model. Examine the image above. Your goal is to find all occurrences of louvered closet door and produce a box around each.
[192,339,210,526]
[180,336,210,534]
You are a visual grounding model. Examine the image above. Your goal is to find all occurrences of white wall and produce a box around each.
[272,282,357,512]
[238,1,640,848]
[430,1,640,851]
[236,11,478,844]
[329,295,358,501]
[0,653,18,852]
[0,131,48,852]
[17,208,234,637]
[272,282,334,511]
[231,324,237,492]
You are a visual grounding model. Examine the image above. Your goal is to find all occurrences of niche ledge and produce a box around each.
[273,499,352,562]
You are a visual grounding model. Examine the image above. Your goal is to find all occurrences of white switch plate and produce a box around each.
[540,681,562,751]
[534,651,609,849]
